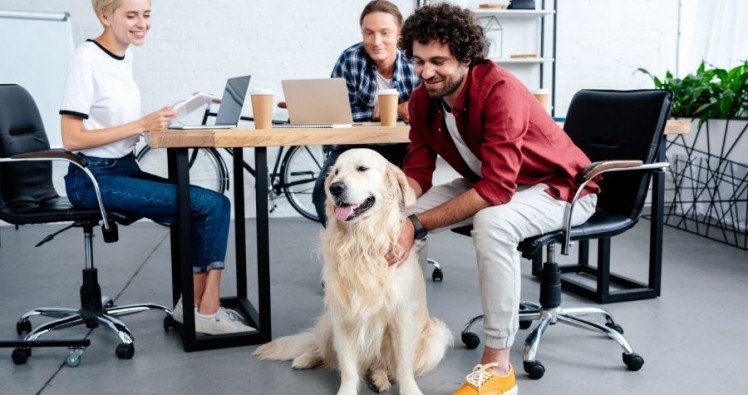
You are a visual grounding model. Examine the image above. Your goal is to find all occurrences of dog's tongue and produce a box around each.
[334,204,358,221]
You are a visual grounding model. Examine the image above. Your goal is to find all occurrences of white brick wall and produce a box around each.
[2,0,678,115]
[0,0,679,219]
[554,0,679,114]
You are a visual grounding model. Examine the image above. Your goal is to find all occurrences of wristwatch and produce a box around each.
[408,214,428,240]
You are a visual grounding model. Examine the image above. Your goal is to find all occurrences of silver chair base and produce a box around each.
[16,301,173,363]
[461,302,644,379]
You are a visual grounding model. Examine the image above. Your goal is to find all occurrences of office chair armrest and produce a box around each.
[12,149,86,166]
[580,160,643,182]
[3,149,112,231]
[561,160,670,255]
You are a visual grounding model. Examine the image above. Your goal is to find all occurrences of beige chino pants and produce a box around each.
[415,178,597,349]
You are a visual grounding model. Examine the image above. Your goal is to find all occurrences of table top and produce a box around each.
[147,124,410,148]
[147,120,687,149]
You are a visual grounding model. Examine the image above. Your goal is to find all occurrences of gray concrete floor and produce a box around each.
[0,218,746,395]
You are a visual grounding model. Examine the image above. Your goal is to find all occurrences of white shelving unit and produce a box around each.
[472,9,554,19]
[473,2,557,114]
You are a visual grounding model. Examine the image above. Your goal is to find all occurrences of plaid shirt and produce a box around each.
[331,42,419,122]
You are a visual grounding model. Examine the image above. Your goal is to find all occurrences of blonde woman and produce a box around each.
[60,0,252,335]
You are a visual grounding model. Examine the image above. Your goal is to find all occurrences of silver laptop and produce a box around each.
[278,78,353,128]
[170,75,251,130]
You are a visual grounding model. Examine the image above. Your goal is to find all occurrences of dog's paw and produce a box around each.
[291,351,322,370]
[366,369,391,393]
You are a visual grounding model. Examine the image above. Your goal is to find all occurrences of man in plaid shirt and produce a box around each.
[331,39,419,122]
[312,0,420,226]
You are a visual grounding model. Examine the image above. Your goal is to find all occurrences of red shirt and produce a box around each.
[404,61,599,205]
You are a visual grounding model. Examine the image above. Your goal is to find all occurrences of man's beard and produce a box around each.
[424,73,465,99]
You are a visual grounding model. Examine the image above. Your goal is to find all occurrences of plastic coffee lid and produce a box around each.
[251,88,273,95]
[377,88,399,95]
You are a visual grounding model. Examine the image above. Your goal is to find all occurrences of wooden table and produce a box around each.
[146,125,409,351]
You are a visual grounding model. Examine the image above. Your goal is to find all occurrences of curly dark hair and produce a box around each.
[398,3,486,65]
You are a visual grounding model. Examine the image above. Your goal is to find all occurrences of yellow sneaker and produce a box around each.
[453,363,518,395]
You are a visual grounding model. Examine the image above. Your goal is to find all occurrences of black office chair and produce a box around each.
[455,89,672,379]
[0,84,174,367]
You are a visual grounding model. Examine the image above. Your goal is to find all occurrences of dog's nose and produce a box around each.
[329,181,346,197]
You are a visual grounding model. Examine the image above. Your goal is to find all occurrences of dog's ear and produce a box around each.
[386,162,416,209]
[323,163,337,217]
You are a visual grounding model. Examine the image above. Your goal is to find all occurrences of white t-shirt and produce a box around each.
[443,101,482,176]
[374,71,394,105]
[60,40,141,158]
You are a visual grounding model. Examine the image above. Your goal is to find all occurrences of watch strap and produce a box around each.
[408,213,427,240]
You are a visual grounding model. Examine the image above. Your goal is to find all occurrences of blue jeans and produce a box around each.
[64,153,231,273]
[312,143,408,227]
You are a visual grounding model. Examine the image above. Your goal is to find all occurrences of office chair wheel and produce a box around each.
[623,352,644,371]
[163,315,178,331]
[523,360,545,379]
[432,267,443,282]
[16,319,31,335]
[518,302,534,329]
[606,323,624,334]
[461,331,480,350]
[11,347,30,365]
[115,343,134,359]
[65,348,85,367]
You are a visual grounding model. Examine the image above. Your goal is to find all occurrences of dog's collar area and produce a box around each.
[334,196,375,221]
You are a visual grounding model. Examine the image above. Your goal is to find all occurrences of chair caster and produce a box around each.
[432,267,443,282]
[16,319,31,335]
[623,352,644,371]
[427,259,443,282]
[163,315,178,331]
[115,343,134,359]
[65,347,85,367]
[461,331,480,350]
[523,360,545,379]
[519,319,532,330]
[12,347,31,365]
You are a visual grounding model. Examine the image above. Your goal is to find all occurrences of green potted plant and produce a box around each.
[638,60,748,249]
[638,60,747,122]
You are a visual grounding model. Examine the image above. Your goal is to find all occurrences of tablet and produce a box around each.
[172,92,219,118]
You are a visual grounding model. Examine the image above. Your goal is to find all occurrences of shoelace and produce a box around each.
[465,362,500,393]
[217,307,246,323]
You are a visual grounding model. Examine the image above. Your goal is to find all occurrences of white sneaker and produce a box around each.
[194,307,255,335]
[171,297,201,324]
[171,297,184,323]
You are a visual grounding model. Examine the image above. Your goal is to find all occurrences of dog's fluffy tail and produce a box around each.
[414,317,454,376]
[253,331,317,362]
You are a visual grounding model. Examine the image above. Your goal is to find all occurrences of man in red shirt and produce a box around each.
[391,4,599,394]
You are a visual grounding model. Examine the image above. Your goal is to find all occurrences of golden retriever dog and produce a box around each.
[254,148,452,395]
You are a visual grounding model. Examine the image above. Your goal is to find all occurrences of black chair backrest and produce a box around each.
[0,84,59,209]
[564,89,672,218]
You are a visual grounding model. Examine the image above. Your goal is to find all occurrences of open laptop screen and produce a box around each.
[280,78,353,127]
[215,75,251,126]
